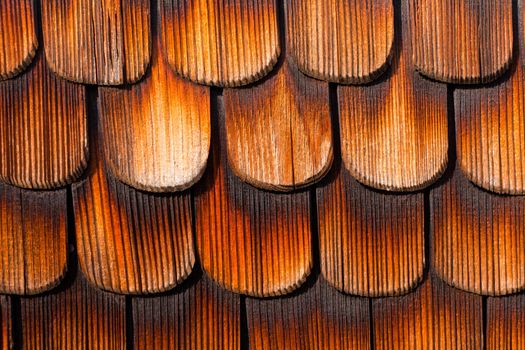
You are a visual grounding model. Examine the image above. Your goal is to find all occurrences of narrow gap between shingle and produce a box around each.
[368,298,375,350]
[66,187,79,273]
[11,296,22,350]
[239,295,249,350]
[482,296,487,350]
[125,295,134,350]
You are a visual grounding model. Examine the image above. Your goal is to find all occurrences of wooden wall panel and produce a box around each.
[0,296,11,350]
[487,295,525,350]
[159,0,280,86]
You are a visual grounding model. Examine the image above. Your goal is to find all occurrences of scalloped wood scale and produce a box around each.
[0,0,37,80]
[338,0,448,191]
[431,170,525,295]
[0,52,87,189]
[286,0,394,83]
[316,165,424,296]
[246,277,370,349]
[21,272,126,350]
[41,0,150,85]
[72,144,195,294]
[0,183,67,295]
[0,296,11,350]
[487,295,525,349]
[133,275,240,349]
[159,0,280,86]
[99,37,210,192]
[195,104,312,297]
[373,274,483,349]
[409,0,513,83]
[224,59,331,191]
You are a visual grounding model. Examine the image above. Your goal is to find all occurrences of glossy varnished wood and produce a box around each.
[224,59,332,191]
[41,0,150,85]
[487,295,525,350]
[159,0,280,86]
[0,52,87,189]
[0,296,10,350]
[0,183,67,295]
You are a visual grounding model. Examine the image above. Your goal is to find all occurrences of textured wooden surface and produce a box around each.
[99,37,210,192]
[0,0,37,80]
[72,145,195,294]
[487,295,525,350]
[0,296,10,350]
[159,0,280,86]
[246,277,370,350]
[224,59,331,191]
[316,166,424,296]
[195,103,312,297]
[0,183,67,295]
[409,0,513,83]
[0,52,87,189]
[287,0,393,83]
[431,170,525,295]
[41,0,150,85]
[21,272,126,350]
[133,276,240,349]
[373,274,483,349]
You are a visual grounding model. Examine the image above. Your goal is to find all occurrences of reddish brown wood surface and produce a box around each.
[0,52,87,189]
[0,183,67,295]
[99,36,210,192]
[287,0,393,83]
[0,296,10,350]
[159,0,280,86]
[133,275,240,349]
[487,295,525,350]
[246,277,370,350]
[224,59,331,191]
[41,0,150,85]
[431,170,525,295]
[0,0,37,80]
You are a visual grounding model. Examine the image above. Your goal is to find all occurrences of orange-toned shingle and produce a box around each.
[0,52,87,189]
[0,184,67,295]
[0,296,11,350]
[159,0,280,86]
[317,165,424,296]
[487,295,525,350]
[133,275,240,349]
[41,0,150,85]
[431,170,525,295]
[224,59,332,191]
[99,35,210,192]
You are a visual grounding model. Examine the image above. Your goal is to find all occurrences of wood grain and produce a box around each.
[373,273,483,349]
[338,0,448,191]
[133,275,240,349]
[487,295,525,350]
[195,103,312,297]
[246,277,370,350]
[21,272,126,350]
[224,59,332,191]
[409,0,513,83]
[0,0,37,80]
[287,0,393,83]
[0,51,87,189]
[41,0,150,85]
[0,183,67,295]
[72,144,195,294]
[99,36,210,192]
[316,165,424,296]
[159,0,280,86]
[0,296,11,350]
[431,170,525,295]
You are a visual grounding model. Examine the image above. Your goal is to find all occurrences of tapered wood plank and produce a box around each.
[287,0,393,83]
[0,52,87,189]
[487,295,525,350]
[0,296,11,350]
[0,0,37,80]
[0,183,67,295]
[72,144,195,294]
[373,274,483,349]
[317,165,424,296]
[409,0,513,83]
[339,0,448,191]
[224,59,331,191]
[21,272,126,350]
[99,36,210,192]
[246,277,370,350]
[431,170,525,295]
[41,0,150,85]
[133,275,240,349]
[159,0,280,86]
[195,101,312,297]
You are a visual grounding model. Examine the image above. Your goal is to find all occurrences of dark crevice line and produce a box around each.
[482,296,487,350]
[240,295,249,350]
[125,295,134,350]
[308,187,320,279]
[368,298,375,350]
[11,296,22,350]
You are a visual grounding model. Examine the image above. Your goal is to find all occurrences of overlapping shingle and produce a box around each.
[487,295,525,349]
